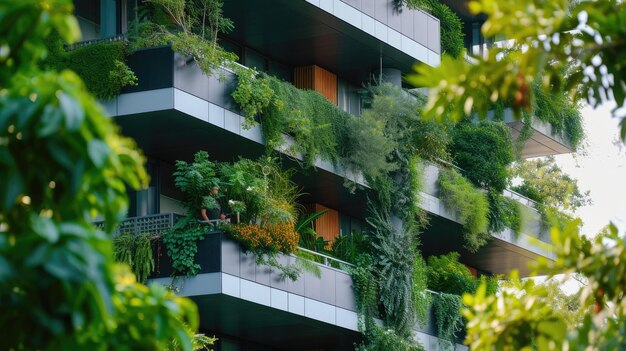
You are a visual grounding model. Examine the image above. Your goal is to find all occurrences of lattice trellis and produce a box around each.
[94,213,184,236]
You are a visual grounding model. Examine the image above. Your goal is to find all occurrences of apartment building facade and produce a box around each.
[73,1,573,350]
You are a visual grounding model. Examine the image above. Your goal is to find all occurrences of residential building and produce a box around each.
[72,1,573,350]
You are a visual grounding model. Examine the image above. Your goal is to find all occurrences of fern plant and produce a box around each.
[368,206,417,338]
[112,232,157,283]
[133,233,156,283]
[432,293,464,350]
[113,233,135,268]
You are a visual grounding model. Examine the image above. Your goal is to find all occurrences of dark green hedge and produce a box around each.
[449,121,514,193]
[44,35,136,99]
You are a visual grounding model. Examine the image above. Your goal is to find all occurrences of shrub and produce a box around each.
[227,222,304,280]
[450,121,515,193]
[44,34,137,99]
[264,221,300,253]
[511,181,544,204]
[438,168,490,252]
[356,321,426,351]
[331,231,371,264]
[229,224,278,252]
[426,252,477,296]
[173,151,220,214]
[231,66,274,126]
[232,72,349,166]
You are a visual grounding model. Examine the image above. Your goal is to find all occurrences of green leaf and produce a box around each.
[15,98,39,130]
[1,168,23,210]
[44,249,79,281]
[0,254,13,281]
[0,147,15,166]
[32,216,59,243]
[88,139,110,168]
[38,105,64,137]
[58,92,84,131]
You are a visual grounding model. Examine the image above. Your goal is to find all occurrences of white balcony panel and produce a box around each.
[117,88,173,115]
[174,89,208,122]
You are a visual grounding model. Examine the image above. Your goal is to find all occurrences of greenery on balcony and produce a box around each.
[230,73,553,347]
[489,81,585,151]
[163,151,325,281]
[127,0,237,76]
[438,168,490,252]
[43,33,137,99]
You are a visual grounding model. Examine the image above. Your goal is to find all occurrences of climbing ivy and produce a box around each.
[43,33,137,99]
[163,216,207,276]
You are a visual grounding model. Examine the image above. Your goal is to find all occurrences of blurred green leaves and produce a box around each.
[0,0,199,349]
[407,0,626,139]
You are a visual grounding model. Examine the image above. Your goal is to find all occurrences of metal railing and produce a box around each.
[94,212,184,236]
[433,158,539,209]
[65,34,127,51]
[503,188,539,209]
[297,247,355,269]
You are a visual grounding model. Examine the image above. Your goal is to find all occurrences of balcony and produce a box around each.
[490,109,574,159]
[105,46,553,276]
[105,213,466,350]
[221,0,440,84]
[420,163,554,276]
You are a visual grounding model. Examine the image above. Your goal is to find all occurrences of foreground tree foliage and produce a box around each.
[0,1,201,349]
[464,221,626,350]
[409,0,626,139]
[407,0,626,349]
[512,157,592,214]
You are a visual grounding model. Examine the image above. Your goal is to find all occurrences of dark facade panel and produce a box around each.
[174,61,209,100]
[123,46,173,93]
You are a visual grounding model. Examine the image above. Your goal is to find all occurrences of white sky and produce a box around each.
[528,103,626,294]
[552,102,626,236]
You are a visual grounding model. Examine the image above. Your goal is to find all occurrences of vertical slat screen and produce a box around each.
[304,203,340,247]
[293,65,338,105]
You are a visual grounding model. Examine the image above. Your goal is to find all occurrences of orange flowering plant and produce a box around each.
[227,221,310,280]
[229,221,299,255]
